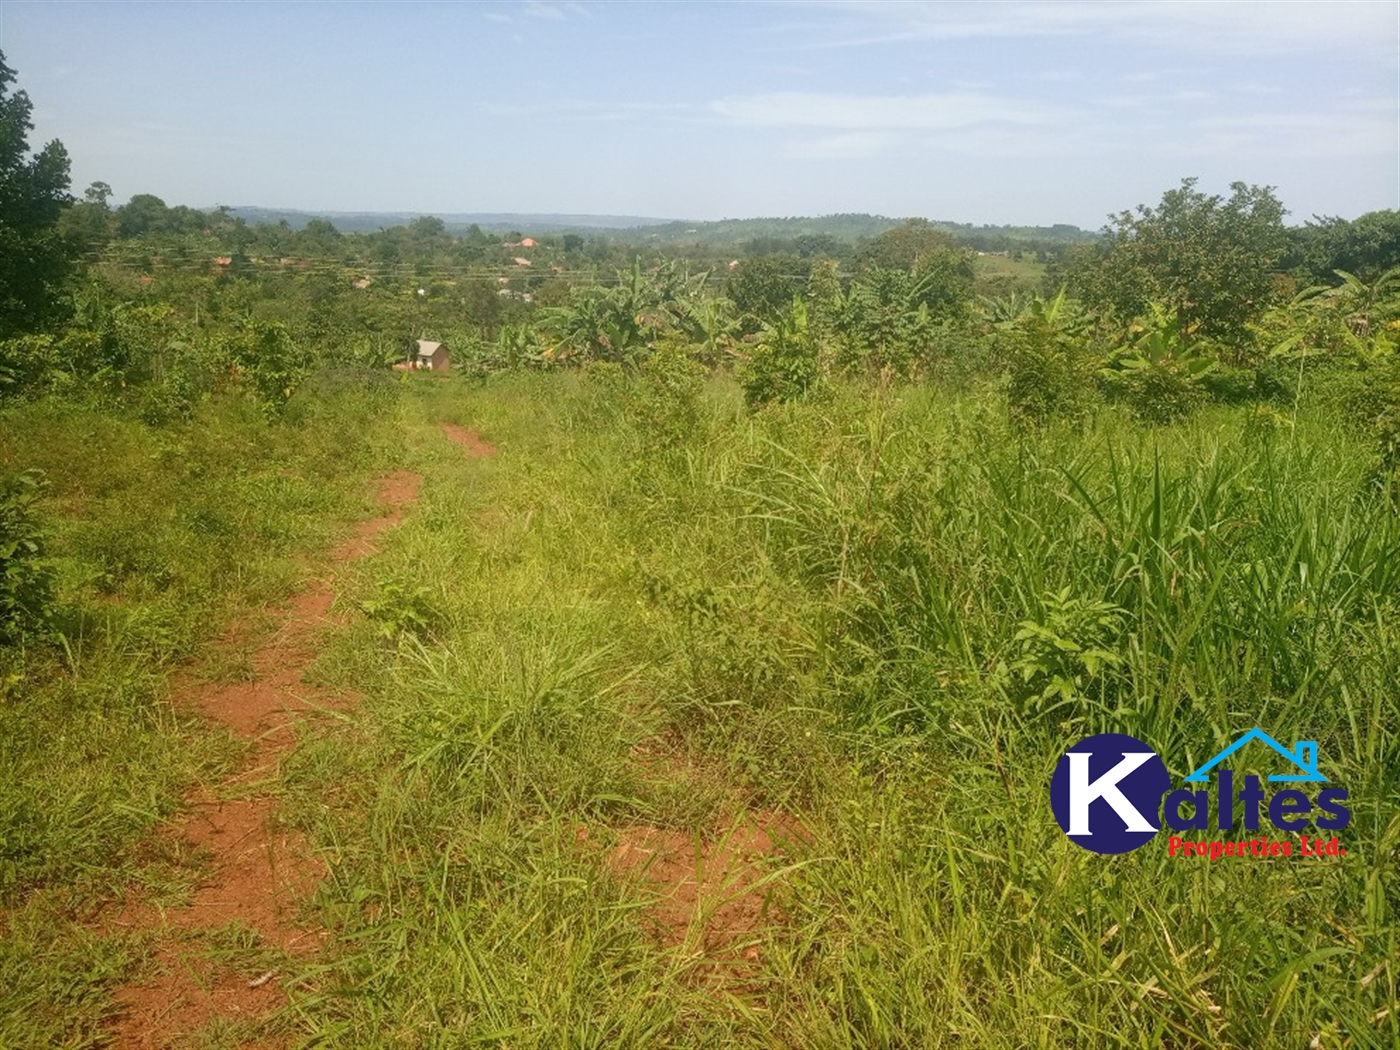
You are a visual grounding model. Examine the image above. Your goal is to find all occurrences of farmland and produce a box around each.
[5,355,1399,1047]
[3,61,1400,1045]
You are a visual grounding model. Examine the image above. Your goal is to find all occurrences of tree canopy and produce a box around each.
[1067,178,1287,345]
[0,50,73,338]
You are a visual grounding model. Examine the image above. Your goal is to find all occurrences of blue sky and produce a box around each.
[1,1,1396,227]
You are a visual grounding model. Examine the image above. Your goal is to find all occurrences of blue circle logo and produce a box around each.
[1050,733,1170,854]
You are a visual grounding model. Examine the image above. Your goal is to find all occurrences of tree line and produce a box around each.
[3,45,1400,445]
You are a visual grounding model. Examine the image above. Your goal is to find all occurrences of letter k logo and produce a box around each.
[1050,733,1171,854]
[1067,752,1158,835]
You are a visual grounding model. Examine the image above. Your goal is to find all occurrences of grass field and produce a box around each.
[1,368,1397,1047]
[973,252,1050,295]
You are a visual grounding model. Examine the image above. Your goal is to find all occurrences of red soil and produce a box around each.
[440,423,498,458]
[609,810,806,973]
[106,468,424,1049]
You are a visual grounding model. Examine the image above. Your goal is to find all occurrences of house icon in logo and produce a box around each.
[1183,728,1327,783]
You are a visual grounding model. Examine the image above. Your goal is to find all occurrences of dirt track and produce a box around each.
[109,423,502,1046]
[107,468,423,1047]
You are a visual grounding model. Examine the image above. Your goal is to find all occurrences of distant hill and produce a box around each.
[626,215,1098,252]
[221,207,1098,250]
[224,207,671,234]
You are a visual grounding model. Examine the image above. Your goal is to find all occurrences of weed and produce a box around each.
[0,468,54,642]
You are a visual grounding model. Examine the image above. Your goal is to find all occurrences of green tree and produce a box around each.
[116,193,173,237]
[739,296,820,407]
[856,218,959,271]
[58,180,114,253]
[1068,178,1287,347]
[1286,210,1400,285]
[0,51,73,339]
[726,254,807,330]
[854,218,975,317]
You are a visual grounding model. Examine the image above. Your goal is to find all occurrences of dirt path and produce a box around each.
[440,423,498,459]
[106,469,422,1049]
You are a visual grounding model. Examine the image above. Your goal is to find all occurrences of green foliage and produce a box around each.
[359,580,440,643]
[56,180,114,254]
[0,51,74,340]
[540,259,710,365]
[12,169,1400,1049]
[0,468,54,642]
[628,342,707,449]
[224,319,304,413]
[353,374,1396,1049]
[855,218,976,319]
[1101,306,1217,423]
[1287,209,1400,284]
[0,333,60,396]
[725,253,807,330]
[0,383,399,904]
[1069,178,1287,348]
[856,218,967,276]
[739,296,821,407]
[999,587,1127,716]
[836,267,938,377]
[996,288,1098,425]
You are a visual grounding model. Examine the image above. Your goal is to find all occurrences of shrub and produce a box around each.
[997,587,1127,718]
[1100,307,1216,424]
[0,335,60,399]
[996,290,1099,426]
[0,470,55,642]
[739,296,821,408]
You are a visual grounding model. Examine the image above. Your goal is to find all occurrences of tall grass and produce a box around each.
[278,373,1395,1048]
[9,366,1393,1047]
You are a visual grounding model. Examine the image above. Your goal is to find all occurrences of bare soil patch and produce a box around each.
[440,423,498,458]
[609,809,806,975]
[106,470,421,1049]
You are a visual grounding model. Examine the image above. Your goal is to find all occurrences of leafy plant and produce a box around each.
[996,287,1098,425]
[1101,305,1217,423]
[0,469,54,642]
[223,319,304,414]
[836,266,940,377]
[999,588,1127,716]
[739,295,821,407]
[359,580,440,642]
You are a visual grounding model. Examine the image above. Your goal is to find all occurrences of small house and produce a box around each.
[414,340,450,372]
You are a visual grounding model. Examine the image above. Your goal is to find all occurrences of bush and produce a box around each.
[739,297,821,408]
[0,335,60,399]
[996,292,1099,426]
[0,470,55,642]
[1099,309,1216,424]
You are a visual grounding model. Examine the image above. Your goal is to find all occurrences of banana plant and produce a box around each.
[1100,304,1217,423]
[1262,267,1400,364]
[1106,303,1217,378]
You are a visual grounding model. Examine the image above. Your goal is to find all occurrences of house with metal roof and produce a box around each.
[413,340,450,372]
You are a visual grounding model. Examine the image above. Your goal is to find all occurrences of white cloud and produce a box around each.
[782,131,893,159]
[522,1,587,20]
[800,1,1395,55]
[928,125,1108,159]
[709,91,1067,130]
[1188,110,1397,158]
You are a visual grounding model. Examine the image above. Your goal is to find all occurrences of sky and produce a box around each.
[1,0,1397,228]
